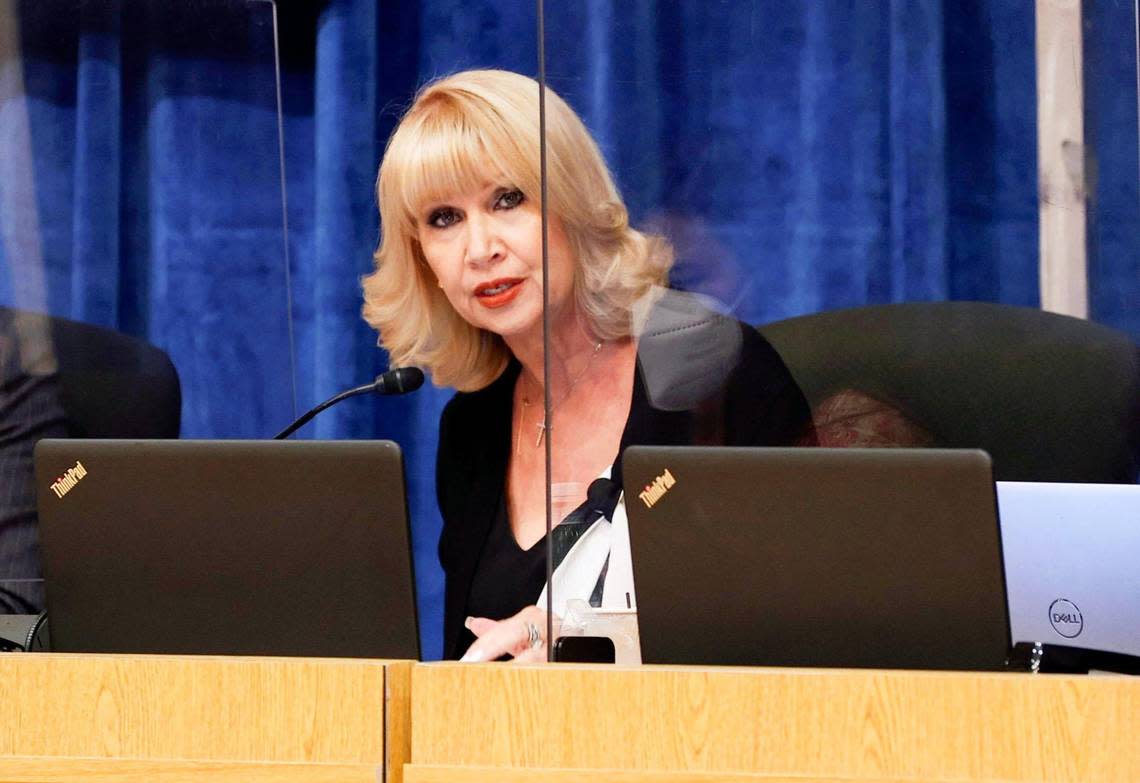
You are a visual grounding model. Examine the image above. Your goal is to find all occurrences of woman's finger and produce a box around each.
[459,607,549,662]
[464,616,497,637]
[459,618,531,662]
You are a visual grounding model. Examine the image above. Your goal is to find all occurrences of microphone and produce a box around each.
[370,365,425,395]
[585,477,622,519]
[274,366,425,439]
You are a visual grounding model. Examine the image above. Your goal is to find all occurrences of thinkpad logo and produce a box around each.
[50,461,88,499]
[1048,598,1083,639]
[638,468,676,509]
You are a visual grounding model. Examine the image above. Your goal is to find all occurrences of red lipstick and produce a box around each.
[474,278,525,309]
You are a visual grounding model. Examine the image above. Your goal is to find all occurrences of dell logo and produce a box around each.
[1048,598,1083,639]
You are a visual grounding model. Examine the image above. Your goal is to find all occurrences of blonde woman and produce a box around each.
[363,70,814,662]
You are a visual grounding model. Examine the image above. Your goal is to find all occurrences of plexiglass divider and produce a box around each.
[536,3,768,665]
[537,1,1139,666]
[2,0,1134,658]
[0,0,290,611]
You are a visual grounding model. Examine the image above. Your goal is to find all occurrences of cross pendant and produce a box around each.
[534,421,548,448]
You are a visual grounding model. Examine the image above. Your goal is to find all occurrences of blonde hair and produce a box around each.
[362,69,672,391]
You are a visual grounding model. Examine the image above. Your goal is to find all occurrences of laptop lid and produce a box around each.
[34,439,419,659]
[998,481,1140,658]
[623,446,1010,670]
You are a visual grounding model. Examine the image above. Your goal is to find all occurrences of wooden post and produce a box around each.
[1036,0,1089,318]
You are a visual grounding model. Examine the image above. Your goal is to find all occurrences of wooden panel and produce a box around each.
[385,660,413,783]
[404,764,991,783]
[0,757,379,782]
[1036,0,1088,317]
[0,654,389,763]
[411,664,1140,782]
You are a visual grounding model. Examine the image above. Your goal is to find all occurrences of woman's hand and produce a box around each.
[459,605,558,663]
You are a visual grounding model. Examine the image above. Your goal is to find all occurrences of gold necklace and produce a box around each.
[517,341,603,453]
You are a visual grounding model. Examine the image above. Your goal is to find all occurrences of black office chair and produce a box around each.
[758,301,1139,483]
[39,311,181,439]
[0,308,180,631]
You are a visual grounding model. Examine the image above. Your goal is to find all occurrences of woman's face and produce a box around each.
[416,181,576,343]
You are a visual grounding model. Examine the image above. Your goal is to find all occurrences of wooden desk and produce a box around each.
[407,663,1139,783]
[0,653,411,782]
[3,656,1135,782]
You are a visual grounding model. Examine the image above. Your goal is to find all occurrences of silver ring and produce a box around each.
[524,621,543,650]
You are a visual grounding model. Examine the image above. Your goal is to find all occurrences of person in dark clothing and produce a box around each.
[0,308,67,613]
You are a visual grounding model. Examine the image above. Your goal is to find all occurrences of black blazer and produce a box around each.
[435,302,814,659]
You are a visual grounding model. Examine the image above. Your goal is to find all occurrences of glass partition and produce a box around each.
[537,1,1139,665]
[0,0,290,612]
[6,0,1130,661]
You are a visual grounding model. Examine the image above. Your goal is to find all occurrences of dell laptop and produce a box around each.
[998,481,1139,660]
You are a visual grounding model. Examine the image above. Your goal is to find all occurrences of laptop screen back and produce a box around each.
[35,439,419,658]
[623,446,1010,670]
[998,481,1140,658]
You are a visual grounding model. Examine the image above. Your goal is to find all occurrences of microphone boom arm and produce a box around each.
[273,384,375,440]
[273,366,425,440]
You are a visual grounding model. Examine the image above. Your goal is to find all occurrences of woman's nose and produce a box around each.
[464,213,503,268]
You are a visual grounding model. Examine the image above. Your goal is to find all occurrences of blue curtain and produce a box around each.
[2,0,1136,658]
[1085,2,1140,338]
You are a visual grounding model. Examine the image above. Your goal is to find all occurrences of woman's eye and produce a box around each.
[428,208,461,228]
[494,189,525,210]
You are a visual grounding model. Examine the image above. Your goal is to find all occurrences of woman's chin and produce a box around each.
[469,293,573,344]
[474,308,543,342]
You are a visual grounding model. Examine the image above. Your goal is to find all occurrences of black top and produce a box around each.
[461,494,548,654]
[435,292,816,659]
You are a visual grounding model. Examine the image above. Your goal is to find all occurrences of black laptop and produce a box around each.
[34,439,419,659]
[622,446,1010,670]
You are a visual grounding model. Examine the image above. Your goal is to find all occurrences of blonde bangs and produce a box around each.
[381,90,541,234]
